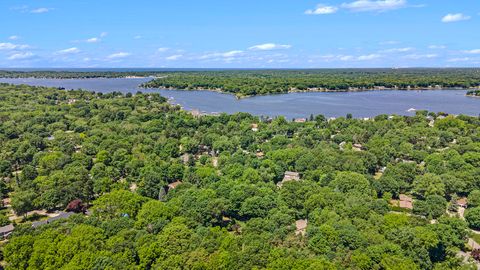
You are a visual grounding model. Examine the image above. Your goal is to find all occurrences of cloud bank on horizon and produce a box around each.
[0,0,479,68]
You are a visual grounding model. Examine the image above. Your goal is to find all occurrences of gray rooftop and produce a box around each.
[0,224,14,234]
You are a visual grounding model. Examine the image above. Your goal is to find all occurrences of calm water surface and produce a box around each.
[1,77,478,119]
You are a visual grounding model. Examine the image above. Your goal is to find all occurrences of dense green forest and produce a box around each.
[1,83,480,269]
[142,69,480,97]
[2,69,480,97]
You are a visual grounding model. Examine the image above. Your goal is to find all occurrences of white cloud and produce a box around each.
[157,47,169,53]
[10,5,29,12]
[267,59,290,64]
[305,5,338,15]
[380,40,399,45]
[357,54,381,60]
[339,55,354,61]
[428,45,446,49]
[341,0,407,12]
[305,0,408,16]
[403,54,437,59]
[12,5,54,14]
[222,50,243,57]
[447,57,472,62]
[0,42,29,50]
[249,43,292,51]
[8,36,20,40]
[134,35,143,40]
[441,13,471,23]
[107,52,131,59]
[166,54,183,60]
[85,33,107,43]
[200,50,244,60]
[315,54,350,61]
[463,49,480,54]
[7,52,35,60]
[381,47,414,53]
[0,43,19,50]
[86,37,100,43]
[318,54,380,61]
[56,47,80,54]
[30,7,52,14]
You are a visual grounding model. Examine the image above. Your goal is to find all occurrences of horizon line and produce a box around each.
[1,67,480,70]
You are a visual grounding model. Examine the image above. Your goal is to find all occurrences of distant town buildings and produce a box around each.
[190,109,202,118]
[294,118,307,123]
[67,98,77,105]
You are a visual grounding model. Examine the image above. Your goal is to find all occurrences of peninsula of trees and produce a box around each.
[2,68,480,98]
[141,69,480,97]
[1,83,480,269]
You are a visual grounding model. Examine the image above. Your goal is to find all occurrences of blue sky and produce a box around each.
[1,0,479,68]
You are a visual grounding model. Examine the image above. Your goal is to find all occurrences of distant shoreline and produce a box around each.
[0,75,153,80]
[1,76,479,99]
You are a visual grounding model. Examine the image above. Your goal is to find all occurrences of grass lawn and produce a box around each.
[471,233,480,245]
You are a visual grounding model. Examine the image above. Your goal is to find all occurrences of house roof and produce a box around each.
[31,211,75,228]
[181,153,190,163]
[296,219,307,231]
[285,171,300,177]
[294,118,307,123]
[457,198,468,205]
[0,224,14,234]
[282,171,300,182]
[295,219,308,236]
[399,200,413,209]
[48,211,75,222]
[31,220,48,228]
[399,194,413,202]
[278,171,301,187]
[168,181,182,190]
[396,194,414,209]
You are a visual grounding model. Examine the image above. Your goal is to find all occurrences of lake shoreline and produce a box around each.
[1,77,479,118]
[145,85,480,99]
[2,76,479,99]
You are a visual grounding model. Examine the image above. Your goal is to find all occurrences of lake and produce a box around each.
[1,77,478,119]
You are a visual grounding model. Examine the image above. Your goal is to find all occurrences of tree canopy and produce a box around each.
[0,83,479,269]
